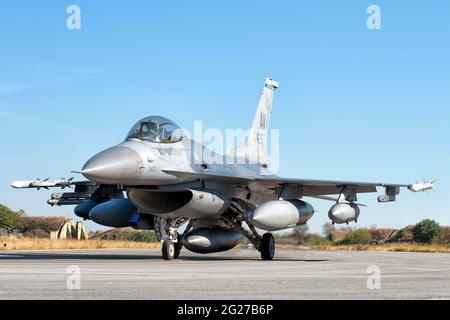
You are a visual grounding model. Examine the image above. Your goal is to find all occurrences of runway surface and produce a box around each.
[0,248,449,300]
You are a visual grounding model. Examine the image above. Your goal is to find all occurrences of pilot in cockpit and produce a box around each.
[126,116,184,143]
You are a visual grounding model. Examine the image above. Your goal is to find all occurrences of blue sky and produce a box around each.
[0,1,449,233]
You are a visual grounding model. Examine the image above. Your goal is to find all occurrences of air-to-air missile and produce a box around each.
[408,180,435,193]
[46,192,90,207]
[10,177,74,190]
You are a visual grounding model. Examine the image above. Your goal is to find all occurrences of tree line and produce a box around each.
[0,204,24,231]
[291,219,446,245]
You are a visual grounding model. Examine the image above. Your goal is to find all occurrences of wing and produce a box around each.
[254,177,408,203]
[161,169,421,203]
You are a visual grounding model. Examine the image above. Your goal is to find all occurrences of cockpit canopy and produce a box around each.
[125,116,184,143]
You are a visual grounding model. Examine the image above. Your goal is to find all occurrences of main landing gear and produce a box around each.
[154,206,275,261]
[155,217,192,260]
[223,202,276,261]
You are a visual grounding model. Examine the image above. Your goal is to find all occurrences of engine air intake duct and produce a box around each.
[127,189,229,219]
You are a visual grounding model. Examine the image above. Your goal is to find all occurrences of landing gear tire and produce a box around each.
[260,233,275,261]
[162,240,175,260]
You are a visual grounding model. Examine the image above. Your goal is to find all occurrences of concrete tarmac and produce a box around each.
[0,248,449,300]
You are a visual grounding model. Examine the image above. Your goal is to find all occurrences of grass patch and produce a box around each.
[1,236,448,253]
[0,236,161,251]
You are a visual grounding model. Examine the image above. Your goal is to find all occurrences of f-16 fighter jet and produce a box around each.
[11,78,433,260]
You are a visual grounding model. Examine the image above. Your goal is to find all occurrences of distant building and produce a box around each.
[330,227,406,243]
[20,216,88,240]
[330,230,349,243]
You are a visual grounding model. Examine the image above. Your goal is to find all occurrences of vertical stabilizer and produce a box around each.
[233,78,279,167]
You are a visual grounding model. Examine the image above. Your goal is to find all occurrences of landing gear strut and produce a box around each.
[223,202,276,261]
[174,232,183,259]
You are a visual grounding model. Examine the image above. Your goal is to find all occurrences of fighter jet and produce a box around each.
[11,78,434,260]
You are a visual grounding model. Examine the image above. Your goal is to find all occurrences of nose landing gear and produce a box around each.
[155,217,191,260]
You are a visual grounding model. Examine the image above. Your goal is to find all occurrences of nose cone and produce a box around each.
[81,146,143,184]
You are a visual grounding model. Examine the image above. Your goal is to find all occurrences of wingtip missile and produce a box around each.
[10,181,32,189]
[408,180,435,193]
[10,178,76,190]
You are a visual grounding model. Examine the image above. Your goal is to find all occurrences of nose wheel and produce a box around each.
[162,240,175,260]
[161,239,183,260]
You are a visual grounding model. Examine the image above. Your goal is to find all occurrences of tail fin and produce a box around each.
[234,78,279,167]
